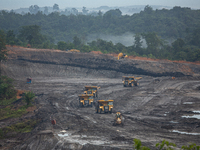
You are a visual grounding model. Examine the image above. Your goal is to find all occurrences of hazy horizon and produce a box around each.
[1,0,200,10]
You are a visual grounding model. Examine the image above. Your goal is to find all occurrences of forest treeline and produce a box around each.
[0,6,200,62]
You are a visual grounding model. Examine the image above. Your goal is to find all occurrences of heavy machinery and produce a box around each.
[113,112,123,126]
[84,86,100,98]
[118,53,128,60]
[95,100,113,114]
[78,94,94,107]
[122,76,142,87]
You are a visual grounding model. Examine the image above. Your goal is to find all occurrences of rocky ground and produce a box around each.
[1,46,200,149]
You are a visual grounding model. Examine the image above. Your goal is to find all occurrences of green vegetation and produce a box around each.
[0,30,7,61]
[0,76,17,104]
[0,74,38,138]
[5,119,38,133]
[1,6,200,61]
[133,139,200,150]
[0,105,28,120]
[24,91,35,106]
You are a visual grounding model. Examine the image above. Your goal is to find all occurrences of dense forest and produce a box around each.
[0,5,200,62]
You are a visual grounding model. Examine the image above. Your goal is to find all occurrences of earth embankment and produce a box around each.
[2,46,200,79]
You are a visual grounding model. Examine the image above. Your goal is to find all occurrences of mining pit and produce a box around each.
[1,46,200,149]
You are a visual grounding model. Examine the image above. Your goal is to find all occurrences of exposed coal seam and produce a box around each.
[17,58,185,77]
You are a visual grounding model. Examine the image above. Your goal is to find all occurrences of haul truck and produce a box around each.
[84,86,100,98]
[122,76,142,87]
[95,100,113,114]
[78,94,94,107]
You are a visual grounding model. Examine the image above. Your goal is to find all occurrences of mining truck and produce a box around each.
[95,100,113,114]
[84,86,100,98]
[78,94,94,107]
[113,112,123,126]
[118,53,128,60]
[122,76,142,87]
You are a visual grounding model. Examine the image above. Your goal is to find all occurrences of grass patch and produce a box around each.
[6,119,38,133]
[0,105,28,121]
[0,96,17,106]
[0,119,39,139]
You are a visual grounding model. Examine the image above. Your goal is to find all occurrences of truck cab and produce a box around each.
[95,100,113,114]
[78,94,94,107]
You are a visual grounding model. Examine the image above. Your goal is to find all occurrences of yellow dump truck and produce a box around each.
[118,53,128,60]
[122,76,142,87]
[95,100,113,114]
[113,112,123,126]
[84,86,100,98]
[78,94,94,107]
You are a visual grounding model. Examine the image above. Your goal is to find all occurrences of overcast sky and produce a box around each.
[1,0,200,10]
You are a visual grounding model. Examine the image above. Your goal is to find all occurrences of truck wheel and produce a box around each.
[134,81,138,86]
[98,109,102,114]
[123,85,126,87]
[110,109,112,114]
[90,102,93,107]
[79,102,83,107]
[131,82,134,87]
[96,109,98,113]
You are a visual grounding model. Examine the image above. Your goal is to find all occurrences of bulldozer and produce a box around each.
[84,86,100,98]
[118,53,128,60]
[122,76,142,87]
[95,100,113,114]
[78,94,94,107]
[113,112,123,126]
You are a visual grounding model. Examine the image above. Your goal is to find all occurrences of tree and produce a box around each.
[53,4,59,11]
[57,41,67,50]
[104,9,122,18]
[29,5,40,14]
[0,76,16,100]
[134,34,143,49]
[18,25,44,47]
[24,91,35,106]
[71,8,78,15]
[44,6,49,15]
[82,7,88,15]
[73,36,82,48]
[0,30,7,61]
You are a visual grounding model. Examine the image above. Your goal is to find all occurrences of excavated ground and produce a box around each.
[1,46,200,149]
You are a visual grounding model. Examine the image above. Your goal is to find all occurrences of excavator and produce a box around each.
[118,53,128,60]
[113,112,123,126]
[122,76,142,87]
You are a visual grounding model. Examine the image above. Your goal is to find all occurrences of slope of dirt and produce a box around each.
[3,46,200,78]
[1,46,200,149]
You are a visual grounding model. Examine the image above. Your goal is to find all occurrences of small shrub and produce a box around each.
[24,91,35,106]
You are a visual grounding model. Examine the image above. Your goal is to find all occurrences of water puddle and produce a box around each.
[172,130,200,135]
[182,110,200,119]
[183,102,194,104]
[193,111,200,113]
[169,121,178,124]
[182,115,200,119]
[56,131,111,145]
